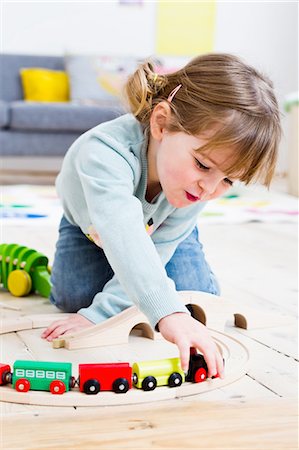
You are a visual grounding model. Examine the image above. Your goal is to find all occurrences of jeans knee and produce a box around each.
[49,287,92,313]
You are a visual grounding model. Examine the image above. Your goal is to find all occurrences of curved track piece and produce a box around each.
[50,291,273,350]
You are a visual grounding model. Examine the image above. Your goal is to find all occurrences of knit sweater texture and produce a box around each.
[56,114,205,328]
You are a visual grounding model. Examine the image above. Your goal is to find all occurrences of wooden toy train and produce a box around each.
[0,243,51,298]
[0,351,216,395]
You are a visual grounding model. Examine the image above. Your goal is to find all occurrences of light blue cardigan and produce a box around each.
[56,114,205,328]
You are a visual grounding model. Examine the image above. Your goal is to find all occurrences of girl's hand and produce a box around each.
[158,312,224,378]
[41,314,94,341]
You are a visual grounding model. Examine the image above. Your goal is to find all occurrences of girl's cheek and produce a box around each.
[209,184,230,200]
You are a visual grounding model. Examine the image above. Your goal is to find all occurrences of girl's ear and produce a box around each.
[150,101,172,141]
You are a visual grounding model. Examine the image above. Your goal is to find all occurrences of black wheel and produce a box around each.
[1,370,11,385]
[132,373,138,385]
[83,379,100,395]
[69,376,76,389]
[112,378,130,394]
[168,372,183,387]
[141,376,157,391]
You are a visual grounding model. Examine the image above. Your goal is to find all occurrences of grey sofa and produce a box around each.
[0,54,124,157]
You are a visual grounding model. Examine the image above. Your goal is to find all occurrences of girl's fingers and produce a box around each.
[41,315,94,341]
[202,351,217,378]
[177,340,191,373]
[46,323,71,341]
[215,351,225,379]
[41,320,66,338]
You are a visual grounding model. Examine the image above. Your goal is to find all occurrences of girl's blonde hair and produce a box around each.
[124,53,281,186]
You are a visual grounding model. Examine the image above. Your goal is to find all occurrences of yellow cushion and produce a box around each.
[20,68,70,102]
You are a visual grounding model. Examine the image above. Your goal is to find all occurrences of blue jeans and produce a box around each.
[50,216,220,313]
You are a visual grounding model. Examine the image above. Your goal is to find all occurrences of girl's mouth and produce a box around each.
[185,191,200,202]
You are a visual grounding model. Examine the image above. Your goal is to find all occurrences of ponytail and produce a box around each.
[124,60,168,124]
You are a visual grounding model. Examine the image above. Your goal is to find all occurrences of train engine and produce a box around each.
[185,349,209,382]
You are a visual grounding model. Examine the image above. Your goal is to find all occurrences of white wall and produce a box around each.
[1,1,156,57]
[214,1,298,173]
[1,1,298,173]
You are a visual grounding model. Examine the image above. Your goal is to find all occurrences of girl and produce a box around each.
[42,53,281,378]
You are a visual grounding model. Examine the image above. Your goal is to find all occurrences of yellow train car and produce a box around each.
[132,357,185,391]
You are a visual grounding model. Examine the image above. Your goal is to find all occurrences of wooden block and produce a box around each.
[52,338,66,349]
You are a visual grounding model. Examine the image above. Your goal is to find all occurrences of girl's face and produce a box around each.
[153,130,238,208]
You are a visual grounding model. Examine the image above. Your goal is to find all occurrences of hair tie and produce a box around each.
[153,73,158,82]
[167,84,182,102]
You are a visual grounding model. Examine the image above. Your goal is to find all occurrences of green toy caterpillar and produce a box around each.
[0,243,52,298]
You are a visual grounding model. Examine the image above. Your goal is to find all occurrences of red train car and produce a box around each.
[78,363,132,394]
[0,363,12,385]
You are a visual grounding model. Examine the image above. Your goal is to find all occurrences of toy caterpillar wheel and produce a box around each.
[1,243,52,298]
[7,270,32,297]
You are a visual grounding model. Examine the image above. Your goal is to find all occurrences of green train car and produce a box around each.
[12,360,74,394]
[132,357,185,391]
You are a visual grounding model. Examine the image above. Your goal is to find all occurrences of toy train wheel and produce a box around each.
[7,270,32,297]
[112,378,130,394]
[69,376,76,389]
[141,376,157,391]
[1,370,11,385]
[15,378,30,392]
[194,368,207,383]
[83,379,100,395]
[168,372,183,387]
[50,380,66,395]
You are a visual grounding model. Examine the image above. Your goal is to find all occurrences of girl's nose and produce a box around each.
[198,172,222,197]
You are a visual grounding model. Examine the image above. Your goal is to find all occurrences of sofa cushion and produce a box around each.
[20,68,70,102]
[10,101,124,132]
[0,100,9,128]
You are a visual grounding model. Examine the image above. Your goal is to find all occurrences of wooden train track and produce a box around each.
[0,291,255,406]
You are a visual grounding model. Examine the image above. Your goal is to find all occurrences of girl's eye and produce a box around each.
[194,158,209,170]
[224,178,233,186]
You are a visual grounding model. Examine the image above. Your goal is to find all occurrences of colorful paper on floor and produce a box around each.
[1,185,63,226]
[1,184,298,227]
[198,188,298,224]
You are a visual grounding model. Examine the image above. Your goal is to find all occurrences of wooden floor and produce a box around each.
[0,182,298,449]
